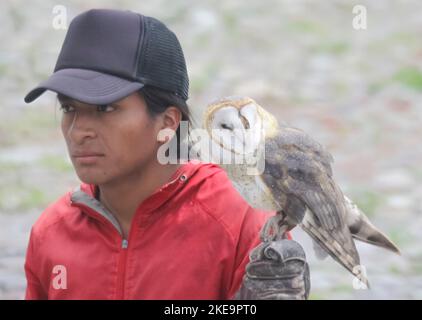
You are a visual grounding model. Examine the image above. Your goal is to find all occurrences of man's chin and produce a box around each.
[75,171,108,186]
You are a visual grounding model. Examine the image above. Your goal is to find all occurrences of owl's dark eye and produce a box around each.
[221,123,234,130]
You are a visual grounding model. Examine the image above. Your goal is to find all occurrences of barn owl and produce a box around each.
[199,96,400,286]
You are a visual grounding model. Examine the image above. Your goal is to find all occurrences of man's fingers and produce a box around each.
[249,242,268,262]
[263,239,307,262]
[243,277,307,300]
[246,260,305,279]
[242,239,311,300]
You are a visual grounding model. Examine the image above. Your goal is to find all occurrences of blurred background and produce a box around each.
[0,0,421,299]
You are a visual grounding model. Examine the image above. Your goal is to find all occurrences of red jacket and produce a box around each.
[24,161,278,300]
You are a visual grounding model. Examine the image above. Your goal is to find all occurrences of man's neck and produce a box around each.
[97,161,181,238]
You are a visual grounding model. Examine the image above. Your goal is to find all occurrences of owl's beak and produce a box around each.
[239,114,250,129]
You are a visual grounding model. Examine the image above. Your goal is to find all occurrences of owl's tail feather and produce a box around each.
[344,196,401,255]
[351,221,401,255]
[300,215,370,289]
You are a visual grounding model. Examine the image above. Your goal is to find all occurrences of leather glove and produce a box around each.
[234,239,310,300]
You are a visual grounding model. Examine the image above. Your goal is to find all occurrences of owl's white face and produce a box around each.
[207,102,263,156]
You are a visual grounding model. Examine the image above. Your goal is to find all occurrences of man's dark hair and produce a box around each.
[139,86,191,160]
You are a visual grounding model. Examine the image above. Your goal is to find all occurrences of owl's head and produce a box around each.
[203,96,278,156]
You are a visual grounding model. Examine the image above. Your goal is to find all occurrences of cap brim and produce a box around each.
[24,68,144,105]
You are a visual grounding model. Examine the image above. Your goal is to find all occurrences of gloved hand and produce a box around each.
[234,239,310,300]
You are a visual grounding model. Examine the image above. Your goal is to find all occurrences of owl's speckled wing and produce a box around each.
[262,126,362,279]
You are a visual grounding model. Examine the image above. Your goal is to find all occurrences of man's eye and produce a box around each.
[97,104,115,113]
[60,104,75,113]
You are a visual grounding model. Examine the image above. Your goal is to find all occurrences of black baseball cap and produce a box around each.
[24,9,189,104]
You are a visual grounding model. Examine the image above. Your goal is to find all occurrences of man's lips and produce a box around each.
[72,153,105,165]
[72,153,104,157]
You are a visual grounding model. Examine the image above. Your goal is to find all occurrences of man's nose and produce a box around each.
[66,111,97,144]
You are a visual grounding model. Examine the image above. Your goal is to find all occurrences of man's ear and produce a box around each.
[161,106,182,132]
[156,106,181,143]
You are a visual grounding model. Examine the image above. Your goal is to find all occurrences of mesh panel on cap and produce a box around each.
[137,17,189,100]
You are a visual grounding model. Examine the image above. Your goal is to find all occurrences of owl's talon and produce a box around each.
[260,213,287,242]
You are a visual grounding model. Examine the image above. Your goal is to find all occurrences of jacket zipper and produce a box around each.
[116,239,128,299]
[70,178,185,300]
[70,202,131,299]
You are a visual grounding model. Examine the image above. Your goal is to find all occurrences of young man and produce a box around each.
[23,9,309,300]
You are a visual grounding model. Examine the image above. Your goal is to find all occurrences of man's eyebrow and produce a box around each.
[57,94,76,104]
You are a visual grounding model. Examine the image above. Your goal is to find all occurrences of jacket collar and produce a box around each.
[69,160,217,231]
